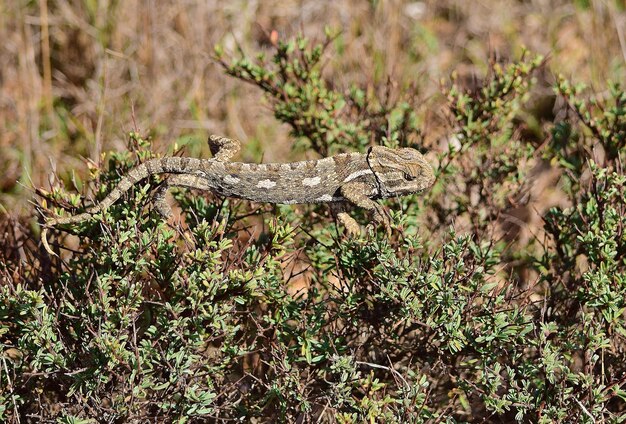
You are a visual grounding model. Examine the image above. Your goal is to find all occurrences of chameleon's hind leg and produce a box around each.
[153,134,239,219]
[208,135,241,162]
[153,173,213,219]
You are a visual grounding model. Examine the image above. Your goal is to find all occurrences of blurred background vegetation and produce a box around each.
[2,1,626,422]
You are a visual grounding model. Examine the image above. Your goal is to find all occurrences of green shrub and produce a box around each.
[1,34,625,422]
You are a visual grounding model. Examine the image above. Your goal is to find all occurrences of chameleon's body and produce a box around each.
[42,136,435,255]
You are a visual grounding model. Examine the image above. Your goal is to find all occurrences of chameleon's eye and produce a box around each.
[403,172,416,181]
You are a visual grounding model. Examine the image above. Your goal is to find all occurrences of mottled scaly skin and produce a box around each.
[42,135,435,255]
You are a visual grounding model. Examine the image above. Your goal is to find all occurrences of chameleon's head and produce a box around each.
[366,145,435,198]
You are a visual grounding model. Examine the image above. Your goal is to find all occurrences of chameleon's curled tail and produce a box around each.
[42,212,94,256]
[42,156,205,256]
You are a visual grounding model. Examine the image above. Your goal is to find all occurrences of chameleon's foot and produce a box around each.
[155,201,173,220]
[337,212,362,237]
[372,205,392,236]
[339,182,394,237]
[153,185,173,219]
[208,135,241,162]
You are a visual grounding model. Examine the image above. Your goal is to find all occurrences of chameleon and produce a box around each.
[41,135,435,255]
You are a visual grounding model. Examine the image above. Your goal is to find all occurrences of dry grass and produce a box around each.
[0,0,625,217]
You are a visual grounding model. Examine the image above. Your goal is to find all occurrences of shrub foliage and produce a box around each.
[2,34,626,422]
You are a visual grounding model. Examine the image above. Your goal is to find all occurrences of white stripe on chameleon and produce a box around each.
[302,176,321,187]
[315,194,345,202]
[223,175,240,184]
[257,179,277,189]
[344,169,373,183]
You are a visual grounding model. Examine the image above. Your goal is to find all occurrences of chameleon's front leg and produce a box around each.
[340,182,391,235]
